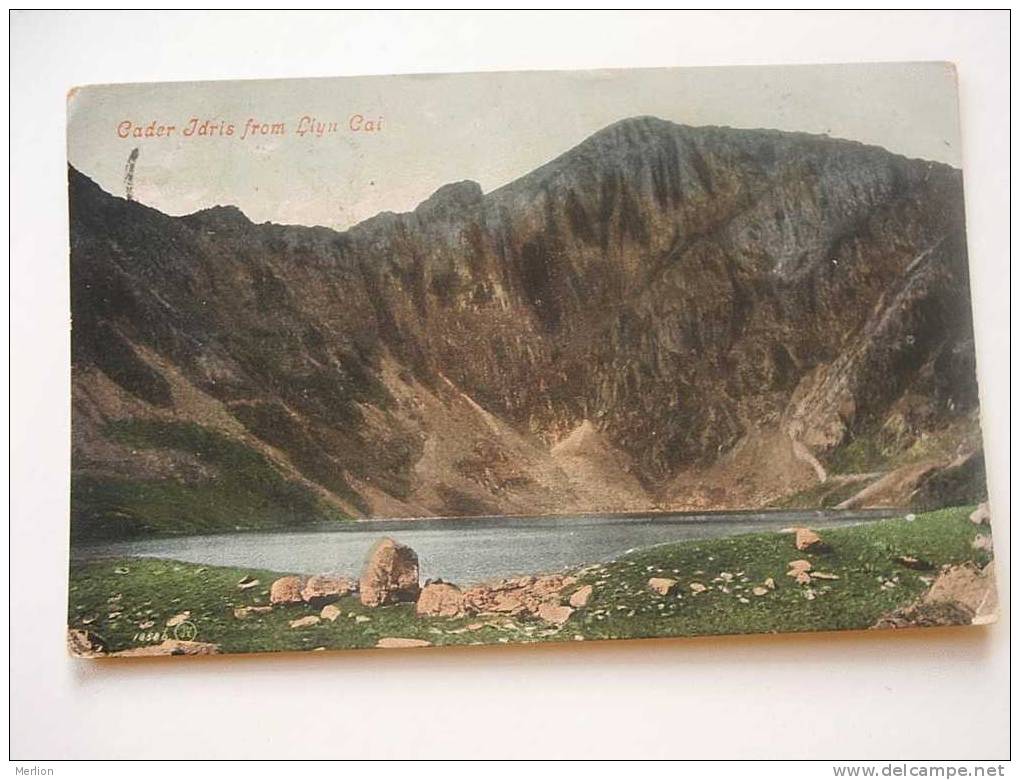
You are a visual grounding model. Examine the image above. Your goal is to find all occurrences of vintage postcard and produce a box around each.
[67,63,995,658]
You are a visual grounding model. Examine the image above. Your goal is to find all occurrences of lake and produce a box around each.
[73,509,900,584]
[71,505,901,583]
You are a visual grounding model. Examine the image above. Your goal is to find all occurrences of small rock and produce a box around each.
[647,577,677,595]
[237,576,260,590]
[113,567,129,575]
[138,620,155,629]
[970,503,991,526]
[905,513,916,522]
[466,622,484,631]
[354,615,371,623]
[416,582,465,618]
[320,604,343,622]
[738,597,750,604]
[689,582,707,593]
[719,572,734,582]
[270,576,305,606]
[568,584,593,608]
[811,572,840,580]
[376,637,432,649]
[234,606,272,619]
[803,589,816,600]
[301,574,356,607]
[795,572,812,585]
[764,577,776,590]
[165,611,191,627]
[894,555,933,571]
[752,586,769,596]
[794,528,824,551]
[67,628,105,657]
[973,534,994,553]
[787,560,813,574]
[289,615,320,629]
[537,603,574,625]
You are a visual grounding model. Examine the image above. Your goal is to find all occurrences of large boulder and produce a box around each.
[301,575,356,607]
[360,538,420,607]
[270,576,304,605]
[416,583,465,618]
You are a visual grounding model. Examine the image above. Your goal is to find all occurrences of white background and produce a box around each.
[8,10,1011,759]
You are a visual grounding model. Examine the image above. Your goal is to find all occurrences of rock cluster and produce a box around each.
[260,540,595,635]
[786,559,813,585]
[461,574,577,622]
[301,575,356,607]
[270,573,355,607]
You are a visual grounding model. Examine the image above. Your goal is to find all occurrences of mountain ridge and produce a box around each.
[69,116,984,537]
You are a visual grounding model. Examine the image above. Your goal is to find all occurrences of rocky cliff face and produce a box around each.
[69,117,984,536]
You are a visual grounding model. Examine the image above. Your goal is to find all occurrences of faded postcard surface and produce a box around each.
[67,63,995,658]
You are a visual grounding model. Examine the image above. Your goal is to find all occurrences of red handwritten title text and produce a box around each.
[116,114,384,140]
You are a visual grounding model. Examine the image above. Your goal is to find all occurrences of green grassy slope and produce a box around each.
[72,420,348,539]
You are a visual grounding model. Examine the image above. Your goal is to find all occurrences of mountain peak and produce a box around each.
[414,180,484,222]
[183,204,252,227]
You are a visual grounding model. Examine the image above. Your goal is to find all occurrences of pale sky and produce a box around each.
[67,62,961,230]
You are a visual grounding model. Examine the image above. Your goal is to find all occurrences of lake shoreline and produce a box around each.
[71,505,902,546]
[70,509,902,586]
[67,506,993,657]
